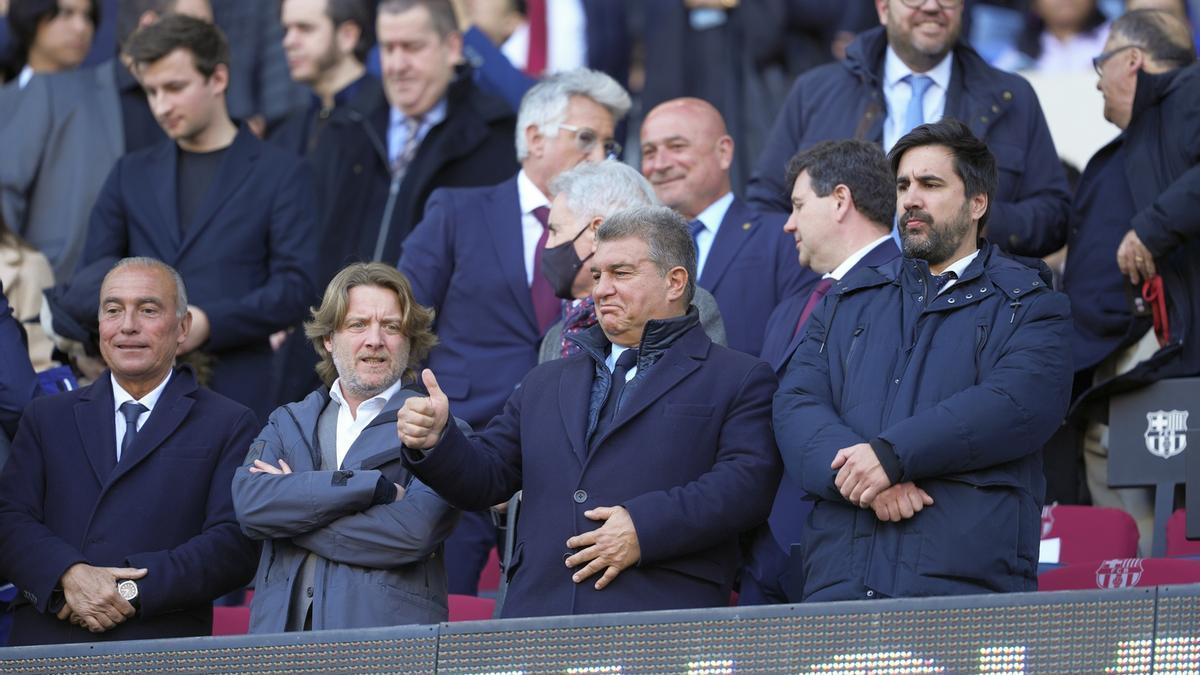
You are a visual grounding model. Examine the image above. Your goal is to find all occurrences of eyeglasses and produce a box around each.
[558,124,622,158]
[898,0,962,8]
[1092,45,1139,76]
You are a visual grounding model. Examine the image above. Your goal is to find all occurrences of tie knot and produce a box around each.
[933,271,957,292]
[813,277,835,296]
[688,220,705,239]
[532,205,550,228]
[908,74,934,98]
[119,401,148,424]
[614,348,639,371]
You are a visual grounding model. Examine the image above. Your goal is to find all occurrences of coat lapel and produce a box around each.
[698,197,755,291]
[177,126,259,259]
[74,377,118,486]
[107,369,196,487]
[95,62,125,160]
[559,356,594,463]
[150,140,183,253]
[487,178,539,334]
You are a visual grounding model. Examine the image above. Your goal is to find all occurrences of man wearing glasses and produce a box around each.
[747,0,1071,260]
[399,68,630,596]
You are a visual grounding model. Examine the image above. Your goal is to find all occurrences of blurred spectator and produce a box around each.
[995,0,1110,73]
[0,0,210,283]
[1063,9,1197,550]
[210,0,307,135]
[81,14,318,424]
[5,0,98,87]
[538,159,727,363]
[0,208,54,371]
[640,97,815,357]
[748,0,1072,259]
[399,69,629,594]
[0,280,38,444]
[0,257,258,645]
[232,263,458,633]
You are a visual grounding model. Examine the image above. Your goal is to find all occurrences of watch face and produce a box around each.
[117,580,138,601]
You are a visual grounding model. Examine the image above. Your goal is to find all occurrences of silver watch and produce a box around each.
[116,579,139,604]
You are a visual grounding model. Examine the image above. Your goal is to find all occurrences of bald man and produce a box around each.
[640,97,816,356]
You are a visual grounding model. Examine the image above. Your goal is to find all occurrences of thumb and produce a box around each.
[107,567,148,579]
[919,489,934,506]
[831,451,847,470]
[422,369,445,403]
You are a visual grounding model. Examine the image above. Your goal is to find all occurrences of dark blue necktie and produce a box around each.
[933,271,958,294]
[688,220,705,246]
[596,349,639,439]
[118,401,148,462]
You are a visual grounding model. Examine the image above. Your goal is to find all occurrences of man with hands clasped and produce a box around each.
[399,206,781,618]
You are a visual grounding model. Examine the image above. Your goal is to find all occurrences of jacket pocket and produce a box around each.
[974,322,990,374]
[844,325,867,371]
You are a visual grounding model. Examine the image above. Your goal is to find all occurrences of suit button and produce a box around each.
[573,490,588,503]
[306,587,314,598]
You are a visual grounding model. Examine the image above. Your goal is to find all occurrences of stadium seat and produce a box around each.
[1166,509,1200,557]
[1040,504,1139,564]
[212,606,251,636]
[478,546,501,593]
[449,593,496,621]
[1038,557,1200,591]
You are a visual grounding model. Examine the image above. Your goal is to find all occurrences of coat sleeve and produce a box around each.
[746,79,806,215]
[289,479,459,569]
[0,402,88,614]
[230,414,389,540]
[876,291,1073,481]
[403,386,524,511]
[981,88,1071,257]
[0,285,38,439]
[80,160,131,266]
[122,409,261,618]
[397,188,456,311]
[198,159,319,351]
[772,299,864,503]
[622,361,783,565]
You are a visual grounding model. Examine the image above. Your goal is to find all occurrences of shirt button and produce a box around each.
[573,490,588,503]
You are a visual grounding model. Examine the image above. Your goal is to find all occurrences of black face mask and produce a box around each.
[540,227,594,300]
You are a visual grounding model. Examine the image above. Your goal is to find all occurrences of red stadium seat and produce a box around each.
[1040,504,1140,564]
[1166,509,1200,557]
[1038,557,1200,591]
[449,593,496,621]
[212,605,251,635]
[478,546,501,593]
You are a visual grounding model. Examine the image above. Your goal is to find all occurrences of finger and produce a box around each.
[105,567,149,579]
[572,559,606,584]
[583,507,612,521]
[594,566,621,590]
[1141,257,1156,280]
[566,531,598,551]
[56,605,71,621]
[248,467,263,474]
[830,450,848,470]
[279,459,292,474]
[904,490,924,515]
[422,369,445,402]
[84,615,106,632]
[252,459,279,474]
[898,496,915,519]
[919,489,934,506]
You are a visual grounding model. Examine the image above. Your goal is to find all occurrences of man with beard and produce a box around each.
[773,119,1073,600]
[747,0,1071,259]
[232,262,458,632]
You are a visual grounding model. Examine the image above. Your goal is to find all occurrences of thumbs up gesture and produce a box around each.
[397,369,450,450]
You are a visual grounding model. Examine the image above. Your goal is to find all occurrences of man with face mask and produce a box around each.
[538,159,726,363]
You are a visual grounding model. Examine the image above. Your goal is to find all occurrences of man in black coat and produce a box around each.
[1063,9,1199,547]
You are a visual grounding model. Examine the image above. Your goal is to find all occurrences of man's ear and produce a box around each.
[665,266,688,303]
[336,21,363,59]
[969,191,988,224]
[832,184,853,222]
[716,135,734,172]
[178,309,194,346]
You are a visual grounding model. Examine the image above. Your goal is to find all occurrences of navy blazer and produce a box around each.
[399,177,551,429]
[0,368,259,645]
[82,126,319,422]
[405,323,781,618]
[698,197,817,357]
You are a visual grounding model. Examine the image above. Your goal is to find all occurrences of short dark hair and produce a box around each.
[888,119,997,229]
[1111,9,1196,69]
[115,0,178,49]
[9,0,100,62]
[785,139,895,231]
[377,0,459,39]
[125,13,229,79]
[327,0,375,63]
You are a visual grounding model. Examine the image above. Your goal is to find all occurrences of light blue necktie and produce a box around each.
[688,219,705,246]
[903,74,935,136]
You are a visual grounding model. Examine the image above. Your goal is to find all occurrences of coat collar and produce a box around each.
[1129,64,1193,126]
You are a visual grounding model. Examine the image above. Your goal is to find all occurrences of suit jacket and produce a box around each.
[698,197,817,356]
[399,177,548,429]
[0,367,259,645]
[82,126,319,422]
[405,322,781,618]
[0,61,124,281]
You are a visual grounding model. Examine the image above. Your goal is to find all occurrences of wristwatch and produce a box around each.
[116,579,140,608]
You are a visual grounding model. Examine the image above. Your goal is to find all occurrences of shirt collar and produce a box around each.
[693,192,735,234]
[329,376,407,415]
[940,248,980,279]
[17,65,34,89]
[111,370,173,413]
[516,169,550,215]
[827,234,894,281]
[884,46,953,91]
[388,97,448,136]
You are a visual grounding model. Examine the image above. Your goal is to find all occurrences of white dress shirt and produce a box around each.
[605,344,638,383]
[828,235,895,281]
[112,371,172,461]
[329,377,407,469]
[387,98,447,166]
[882,48,954,152]
[500,0,588,74]
[935,249,981,295]
[691,191,735,279]
[516,169,551,285]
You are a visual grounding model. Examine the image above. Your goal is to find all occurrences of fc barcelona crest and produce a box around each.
[1144,410,1189,459]
[1096,559,1144,589]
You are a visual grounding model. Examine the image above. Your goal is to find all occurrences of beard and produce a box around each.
[332,343,410,403]
[900,201,974,266]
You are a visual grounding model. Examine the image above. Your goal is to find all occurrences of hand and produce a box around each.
[179,305,210,355]
[564,506,641,590]
[1116,229,1156,285]
[59,564,147,633]
[396,369,449,450]
[832,442,891,507]
[246,115,267,139]
[269,329,289,351]
[870,482,934,522]
[248,458,292,475]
